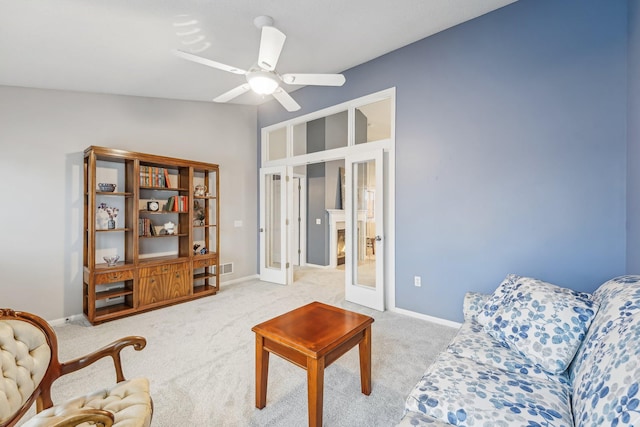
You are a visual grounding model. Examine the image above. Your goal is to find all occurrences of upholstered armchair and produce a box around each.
[0,308,152,427]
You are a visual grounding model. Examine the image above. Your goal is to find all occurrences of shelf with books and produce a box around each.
[164,195,190,212]
[139,165,172,189]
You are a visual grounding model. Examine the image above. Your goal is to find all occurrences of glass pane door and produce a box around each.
[345,150,384,310]
[260,166,289,284]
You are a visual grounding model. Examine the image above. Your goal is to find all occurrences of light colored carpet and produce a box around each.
[31,268,458,426]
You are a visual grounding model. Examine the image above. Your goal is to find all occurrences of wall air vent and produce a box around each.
[213,263,234,276]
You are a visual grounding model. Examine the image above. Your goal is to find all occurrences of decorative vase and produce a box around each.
[108,219,116,229]
[96,210,109,230]
[103,255,120,266]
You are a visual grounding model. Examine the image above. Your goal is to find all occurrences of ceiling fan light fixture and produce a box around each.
[247,70,279,95]
[175,16,341,111]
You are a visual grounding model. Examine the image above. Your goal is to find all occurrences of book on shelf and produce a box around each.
[164,168,170,188]
[165,195,188,212]
[138,218,154,236]
[165,196,175,211]
[139,166,168,188]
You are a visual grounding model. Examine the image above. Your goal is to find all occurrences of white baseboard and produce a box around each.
[390,306,461,329]
[220,274,259,286]
[48,313,86,327]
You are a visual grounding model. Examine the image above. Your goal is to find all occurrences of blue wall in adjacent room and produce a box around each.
[258,0,629,322]
[628,1,640,273]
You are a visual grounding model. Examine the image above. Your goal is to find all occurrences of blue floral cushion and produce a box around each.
[476,274,522,327]
[483,277,599,374]
[570,276,640,427]
[447,320,569,384]
[404,351,574,427]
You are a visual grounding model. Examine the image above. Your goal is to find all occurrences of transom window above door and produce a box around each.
[262,90,394,165]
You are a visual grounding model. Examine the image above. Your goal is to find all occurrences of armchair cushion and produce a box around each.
[23,377,151,427]
[0,319,51,423]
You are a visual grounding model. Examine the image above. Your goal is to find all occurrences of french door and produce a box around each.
[259,166,293,285]
[345,149,385,311]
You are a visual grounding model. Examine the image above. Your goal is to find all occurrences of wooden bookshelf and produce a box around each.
[83,146,220,324]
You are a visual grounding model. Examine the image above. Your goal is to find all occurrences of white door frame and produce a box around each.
[291,174,307,266]
[259,165,292,285]
[345,149,385,311]
[259,88,396,310]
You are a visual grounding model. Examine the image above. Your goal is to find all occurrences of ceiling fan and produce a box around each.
[173,16,346,112]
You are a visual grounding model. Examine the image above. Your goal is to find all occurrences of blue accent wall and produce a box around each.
[628,1,640,273]
[258,0,630,322]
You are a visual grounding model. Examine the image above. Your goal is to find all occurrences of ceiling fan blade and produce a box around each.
[213,84,251,103]
[173,49,246,75]
[272,88,301,112]
[281,73,346,86]
[258,26,286,71]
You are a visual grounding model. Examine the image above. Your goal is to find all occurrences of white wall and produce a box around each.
[0,85,257,321]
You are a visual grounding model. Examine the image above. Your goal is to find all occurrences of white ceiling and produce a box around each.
[0,0,517,106]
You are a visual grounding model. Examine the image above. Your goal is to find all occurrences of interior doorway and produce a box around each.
[287,152,385,312]
[259,88,396,311]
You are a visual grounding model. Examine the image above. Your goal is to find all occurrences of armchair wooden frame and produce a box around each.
[0,308,150,427]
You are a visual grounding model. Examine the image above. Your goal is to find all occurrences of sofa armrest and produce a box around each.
[463,292,490,323]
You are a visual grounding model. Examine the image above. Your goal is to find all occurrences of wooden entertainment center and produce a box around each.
[83,146,219,324]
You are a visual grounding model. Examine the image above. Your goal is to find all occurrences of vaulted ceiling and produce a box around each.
[0,0,517,106]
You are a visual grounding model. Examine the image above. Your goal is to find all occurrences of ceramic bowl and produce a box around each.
[103,255,120,266]
[98,183,116,192]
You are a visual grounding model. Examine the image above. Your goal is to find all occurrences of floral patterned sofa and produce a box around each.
[398,274,640,427]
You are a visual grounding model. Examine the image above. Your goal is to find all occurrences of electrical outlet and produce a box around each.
[316,218,321,225]
[414,276,422,287]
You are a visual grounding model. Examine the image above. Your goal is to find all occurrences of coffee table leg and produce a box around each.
[255,334,269,409]
[307,357,325,427]
[358,326,372,395]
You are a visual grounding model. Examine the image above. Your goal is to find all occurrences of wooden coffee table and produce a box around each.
[252,301,374,427]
